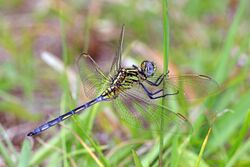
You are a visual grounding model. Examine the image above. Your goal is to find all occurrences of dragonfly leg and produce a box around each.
[140,83,179,99]
[146,74,164,86]
[146,71,169,86]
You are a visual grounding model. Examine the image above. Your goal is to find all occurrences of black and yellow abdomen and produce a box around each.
[101,86,121,99]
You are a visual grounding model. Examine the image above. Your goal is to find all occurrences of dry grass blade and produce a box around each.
[36,137,78,167]
[60,124,104,167]
[195,127,212,167]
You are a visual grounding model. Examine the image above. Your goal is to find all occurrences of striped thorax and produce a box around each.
[101,60,156,99]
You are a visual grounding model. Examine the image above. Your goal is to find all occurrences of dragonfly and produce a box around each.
[27,25,218,136]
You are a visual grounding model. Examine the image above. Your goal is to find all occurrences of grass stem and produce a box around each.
[160,0,169,166]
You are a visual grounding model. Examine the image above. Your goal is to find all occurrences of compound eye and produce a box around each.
[148,64,153,71]
[140,60,155,77]
[146,62,155,76]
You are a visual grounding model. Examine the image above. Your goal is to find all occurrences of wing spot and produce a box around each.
[176,113,189,122]
[198,74,212,80]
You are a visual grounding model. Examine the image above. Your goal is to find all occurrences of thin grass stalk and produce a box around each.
[228,110,250,159]
[83,0,95,52]
[73,117,110,167]
[0,125,18,157]
[18,139,32,167]
[61,124,104,167]
[214,0,247,83]
[132,150,143,167]
[226,131,250,167]
[0,139,15,167]
[195,127,212,167]
[61,93,69,167]
[160,0,169,166]
[58,3,70,166]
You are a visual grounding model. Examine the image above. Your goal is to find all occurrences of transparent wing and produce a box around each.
[109,25,125,79]
[113,87,192,134]
[81,74,110,99]
[76,53,111,99]
[164,74,219,100]
[145,74,219,100]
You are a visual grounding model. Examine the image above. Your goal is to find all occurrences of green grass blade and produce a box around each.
[170,134,180,167]
[72,134,104,167]
[132,150,143,167]
[0,91,40,121]
[179,150,209,167]
[60,93,69,167]
[214,0,247,83]
[160,0,169,166]
[18,139,32,167]
[207,90,250,153]
[0,125,18,157]
[59,4,69,65]
[162,0,169,72]
[72,114,111,167]
[228,110,250,158]
[29,136,63,166]
[226,134,250,167]
[0,139,15,167]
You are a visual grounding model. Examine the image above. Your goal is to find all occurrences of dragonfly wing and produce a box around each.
[145,74,219,100]
[81,74,110,99]
[76,53,111,99]
[109,25,125,78]
[163,74,219,100]
[113,87,192,134]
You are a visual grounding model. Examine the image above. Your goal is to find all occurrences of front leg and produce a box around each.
[140,83,178,99]
[145,71,169,86]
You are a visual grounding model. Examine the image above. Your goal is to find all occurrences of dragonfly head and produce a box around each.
[140,60,156,77]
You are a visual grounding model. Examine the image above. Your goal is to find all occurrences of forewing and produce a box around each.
[109,25,125,79]
[164,74,219,100]
[76,53,111,99]
[144,74,218,101]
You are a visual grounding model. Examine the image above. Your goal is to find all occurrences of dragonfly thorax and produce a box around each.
[102,67,142,99]
[112,68,127,85]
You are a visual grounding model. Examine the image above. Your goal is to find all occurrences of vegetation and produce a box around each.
[0,0,249,166]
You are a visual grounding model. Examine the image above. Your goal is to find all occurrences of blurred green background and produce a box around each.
[0,0,249,166]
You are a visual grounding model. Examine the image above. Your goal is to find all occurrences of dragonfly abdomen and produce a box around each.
[27,110,75,136]
[101,86,121,99]
[27,96,103,136]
